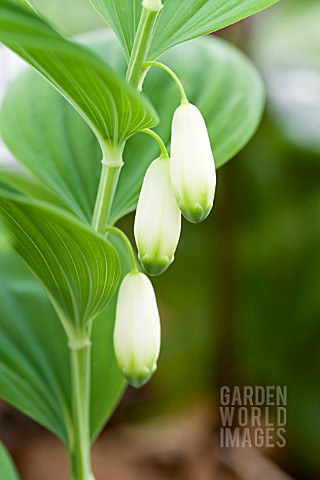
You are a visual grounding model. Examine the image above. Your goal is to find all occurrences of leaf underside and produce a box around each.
[0,191,121,331]
[89,0,279,61]
[0,251,126,444]
[0,0,158,148]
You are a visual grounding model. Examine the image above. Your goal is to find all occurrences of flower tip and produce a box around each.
[139,253,173,276]
[180,201,213,224]
[125,363,158,388]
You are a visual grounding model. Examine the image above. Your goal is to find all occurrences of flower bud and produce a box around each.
[134,157,181,276]
[113,272,161,388]
[170,103,216,223]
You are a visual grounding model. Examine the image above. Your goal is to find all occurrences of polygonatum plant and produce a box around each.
[0,0,278,478]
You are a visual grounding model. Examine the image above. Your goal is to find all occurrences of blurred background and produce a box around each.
[0,0,320,479]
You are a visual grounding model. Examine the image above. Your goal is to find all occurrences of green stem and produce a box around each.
[92,3,162,233]
[126,7,161,87]
[142,61,189,104]
[141,128,169,158]
[92,147,123,232]
[69,343,93,480]
[105,226,138,272]
[71,6,162,480]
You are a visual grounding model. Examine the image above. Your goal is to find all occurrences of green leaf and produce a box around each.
[0,168,68,211]
[1,33,264,224]
[89,0,141,61]
[0,443,19,480]
[0,251,126,443]
[0,217,12,252]
[0,255,71,441]
[89,0,279,61]
[149,0,280,59]
[0,0,158,149]
[0,192,121,334]
[1,71,101,222]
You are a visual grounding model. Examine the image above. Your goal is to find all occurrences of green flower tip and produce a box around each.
[125,363,157,388]
[180,201,213,224]
[139,253,173,276]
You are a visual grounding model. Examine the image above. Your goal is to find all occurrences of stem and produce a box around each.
[92,147,123,233]
[141,128,169,158]
[69,344,93,480]
[126,6,161,87]
[69,6,162,480]
[105,226,138,272]
[143,61,189,104]
[92,2,162,232]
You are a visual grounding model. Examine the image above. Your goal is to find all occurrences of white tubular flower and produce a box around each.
[142,0,163,11]
[134,157,181,276]
[170,103,216,223]
[113,272,161,388]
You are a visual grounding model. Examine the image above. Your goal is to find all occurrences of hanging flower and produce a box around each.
[113,272,161,388]
[134,157,181,276]
[170,102,216,223]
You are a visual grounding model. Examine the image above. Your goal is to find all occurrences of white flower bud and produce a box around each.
[170,103,216,223]
[142,0,163,11]
[113,272,161,388]
[134,157,181,276]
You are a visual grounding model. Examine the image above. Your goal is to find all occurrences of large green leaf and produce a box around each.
[0,251,126,444]
[1,34,264,224]
[1,71,101,222]
[0,168,68,212]
[0,443,19,480]
[0,0,157,149]
[89,0,279,61]
[0,192,120,334]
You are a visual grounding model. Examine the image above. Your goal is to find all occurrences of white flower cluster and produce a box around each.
[135,102,216,275]
[113,101,216,388]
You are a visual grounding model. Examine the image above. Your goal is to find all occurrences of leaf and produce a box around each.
[0,255,71,441]
[0,191,121,332]
[149,0,280,60]
[0,251,126,444]
[0,443,19,480]
[89,0,279,61]
[89,0,141,61]
[1,33,264,224]
[14,0,34,12]
[0,168,68,211]
[0,0,158,149]
[0,217,12,251]
[1,71,101,222]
